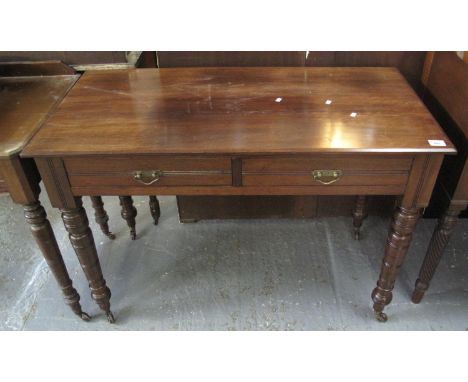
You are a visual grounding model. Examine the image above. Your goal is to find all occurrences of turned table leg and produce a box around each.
[412,202,466,303]
[90,196,115,240]
[372,206,420,322]
[149,196,160,225]
[61,197,114,323]
[119,196,137,240]
[352,195,368,240]
[24,201,90,320]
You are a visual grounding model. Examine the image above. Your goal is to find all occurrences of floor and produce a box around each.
[0,192,467,331]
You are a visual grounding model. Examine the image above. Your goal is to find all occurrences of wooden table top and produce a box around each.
[0,71,79,158]
[22,67,455,157]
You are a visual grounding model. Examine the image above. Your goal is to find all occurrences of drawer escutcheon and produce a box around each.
[312,169,343,185]
[133,170,163,185]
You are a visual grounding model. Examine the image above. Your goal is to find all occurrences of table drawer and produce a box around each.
[65,156,232,188]
[242,156,413,187]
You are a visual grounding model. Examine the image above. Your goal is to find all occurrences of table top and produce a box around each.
[0,66,79,158]
[22,67,455,158]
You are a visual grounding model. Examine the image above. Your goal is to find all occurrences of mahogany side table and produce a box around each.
[22,67,456,322]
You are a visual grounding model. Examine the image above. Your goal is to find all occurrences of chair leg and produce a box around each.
[90,196,115,239]
[352,195,368,240]
[411,201,466,303]
[119,196,137,240]
[149,196,161,225]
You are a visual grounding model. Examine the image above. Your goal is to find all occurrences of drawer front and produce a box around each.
[242,156,413,187]
[65,156,232,188]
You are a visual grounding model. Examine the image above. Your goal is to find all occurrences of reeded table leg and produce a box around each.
[372,206,420,322]
[119,196,137,240]
[149,196,160,225]
[90,196,115,240]
[61,197,114,323]
[352,195,368,240]
[412,202,466,303]
[24,200,90,321]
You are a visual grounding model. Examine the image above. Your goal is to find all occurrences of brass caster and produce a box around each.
[80,312,91,321]
[106,311,115,323]
[354,231,361,240]
[375,311,388,322]
[106,232,116,240]
[411,292,424,304]
[411,285,425,304]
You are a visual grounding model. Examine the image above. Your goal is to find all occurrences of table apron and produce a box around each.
[70,184,406,196]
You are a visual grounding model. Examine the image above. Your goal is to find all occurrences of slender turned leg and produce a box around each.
[90,196,115,240]
[119,196,137,240]
[372,206,420,322]
[61,197,114,323]
[24,201,90,321]
[352,195,368,240]
[412,202,466,303]
[149,196,161,225]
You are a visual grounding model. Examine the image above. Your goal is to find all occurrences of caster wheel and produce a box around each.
[106,311,115,324]
[375,311,388,322]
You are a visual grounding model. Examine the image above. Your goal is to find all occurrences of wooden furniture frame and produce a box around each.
[0,61,92,320]
[22,67,455,322]
[412,52,468,303]
[0,61,145,321]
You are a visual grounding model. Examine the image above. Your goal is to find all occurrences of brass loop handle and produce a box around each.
[133,170,163,185]
[312,169,343,185]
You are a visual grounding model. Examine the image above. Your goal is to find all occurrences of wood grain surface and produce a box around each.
[22,67,455,157]
[0,73,78,158]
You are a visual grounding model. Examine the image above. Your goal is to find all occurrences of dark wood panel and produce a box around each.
[177,195,397,220]
[157,51,306,67]
[0,182,7,193]
[422,52,468,218]
[71,184,406,197]
[35,158,76,208]
[0,156,40,204]
[65,156,231,173]
[317,195,396,217]
[0,51,127,65]
[0,169,8,193]
[306,51,426,90]
[422,92,468,218]
[69,173,232,188]
[452,160,468,201]
[177,195,318,220]
[243,174,408,188]
[0,61,75,76]
[136,52,157,68]
[243,155,413,172]
[425,52,468,137]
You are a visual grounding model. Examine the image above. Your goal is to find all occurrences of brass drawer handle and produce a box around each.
[312,169,343,185]
[133,170,163,185]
